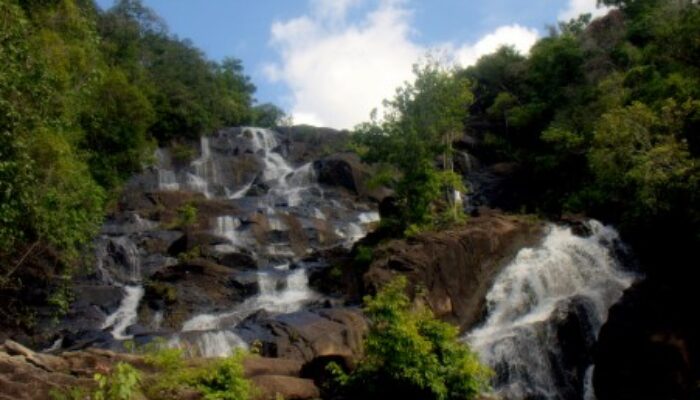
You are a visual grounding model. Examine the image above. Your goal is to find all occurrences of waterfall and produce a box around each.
[168,331,248,358]
[102,286,145,340]
[114,236,141,283]
[215,216,242,246]
[173,263,316,357]
[466,221,636,399]
[91,127,380,355]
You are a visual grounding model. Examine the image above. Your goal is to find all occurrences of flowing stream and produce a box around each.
[466,221,637,399]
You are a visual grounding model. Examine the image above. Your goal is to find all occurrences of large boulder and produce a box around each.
[236,307,367,379]
[144,259,254,329]
[313,153,391,202]
[593,278,700,400]
[364,210,544,330]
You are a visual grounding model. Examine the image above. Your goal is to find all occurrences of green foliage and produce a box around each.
[93,362,143,400]
[354,63,471,233]
[189,352,251,400]
[80,68,155,188]
[169,141,197,165]
[354,245,374,266]
[142,344,251,400]
[330,276,492,400]
[172,203,198,229]
[458,0,700,265]
[251,102,286,128]
[145,281,177,304]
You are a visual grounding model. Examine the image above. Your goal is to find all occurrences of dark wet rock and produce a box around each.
[466,162,532,211]
[61,330,115,351]
[547,296,599,400]
[147,259,252,329]
[314,153,391,202]
[454,150,480,175]
[594,278,700,400]
[139,230,184,254]
[307,246,363,302]
[167,231,229,256]
[236,308,367,370]
[216,251,258,269]
[559,214,593,237]
[70,285,123,316]
[364,210,544,330]
[278,125,350,164]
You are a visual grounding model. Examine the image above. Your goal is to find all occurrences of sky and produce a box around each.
[94,0,611,129]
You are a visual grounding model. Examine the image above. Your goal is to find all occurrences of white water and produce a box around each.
[187,136,216,198]
[114,236,141,282]
[168,331,248,358]
[102,285,145,340]
[173,264,313,357]
[466,221,636,399]
[179,264,315,333]
[215,216,242,246]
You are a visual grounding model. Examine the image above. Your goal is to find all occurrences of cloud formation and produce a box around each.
[454,25,539,68]
[265,0,540,129]
[558,0,612,21]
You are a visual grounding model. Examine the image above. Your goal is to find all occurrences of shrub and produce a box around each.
[329,276,492,400]
[189,351,251,400]
[93,362,143,400]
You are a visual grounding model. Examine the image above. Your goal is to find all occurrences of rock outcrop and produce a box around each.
[313,152,391,202]
[593,278,700,400]
[236,307,367,378]
[0,340,326,400]
[364,210,544,330]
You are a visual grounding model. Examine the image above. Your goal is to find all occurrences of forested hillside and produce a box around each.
[463,0,699,267]
[356,0,699,272]
[0,0,282,326]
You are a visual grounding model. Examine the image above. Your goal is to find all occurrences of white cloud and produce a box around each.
[267,1,421,128]
[265,1,540,129]
[558,0,612,21]
[454,25,539,67]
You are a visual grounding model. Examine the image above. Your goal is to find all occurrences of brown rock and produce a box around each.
[251,375,320,400]
[313,153,391,202]
[365,210,544,330]
[244,356,303,378]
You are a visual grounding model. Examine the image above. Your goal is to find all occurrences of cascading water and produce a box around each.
[76,127,380,357]
[101,286,145,340]
[466,221,636,399]
[97,235,146,340]
[145,127,380,357]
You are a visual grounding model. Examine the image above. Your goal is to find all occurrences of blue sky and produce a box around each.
[95,0,610,129]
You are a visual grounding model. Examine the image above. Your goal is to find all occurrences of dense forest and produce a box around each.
[1,0,699,399]
[0,0,283,323]
[355,0,699,273]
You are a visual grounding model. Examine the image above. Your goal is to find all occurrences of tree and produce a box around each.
[354,63,472,233]
[252,103,286,128]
